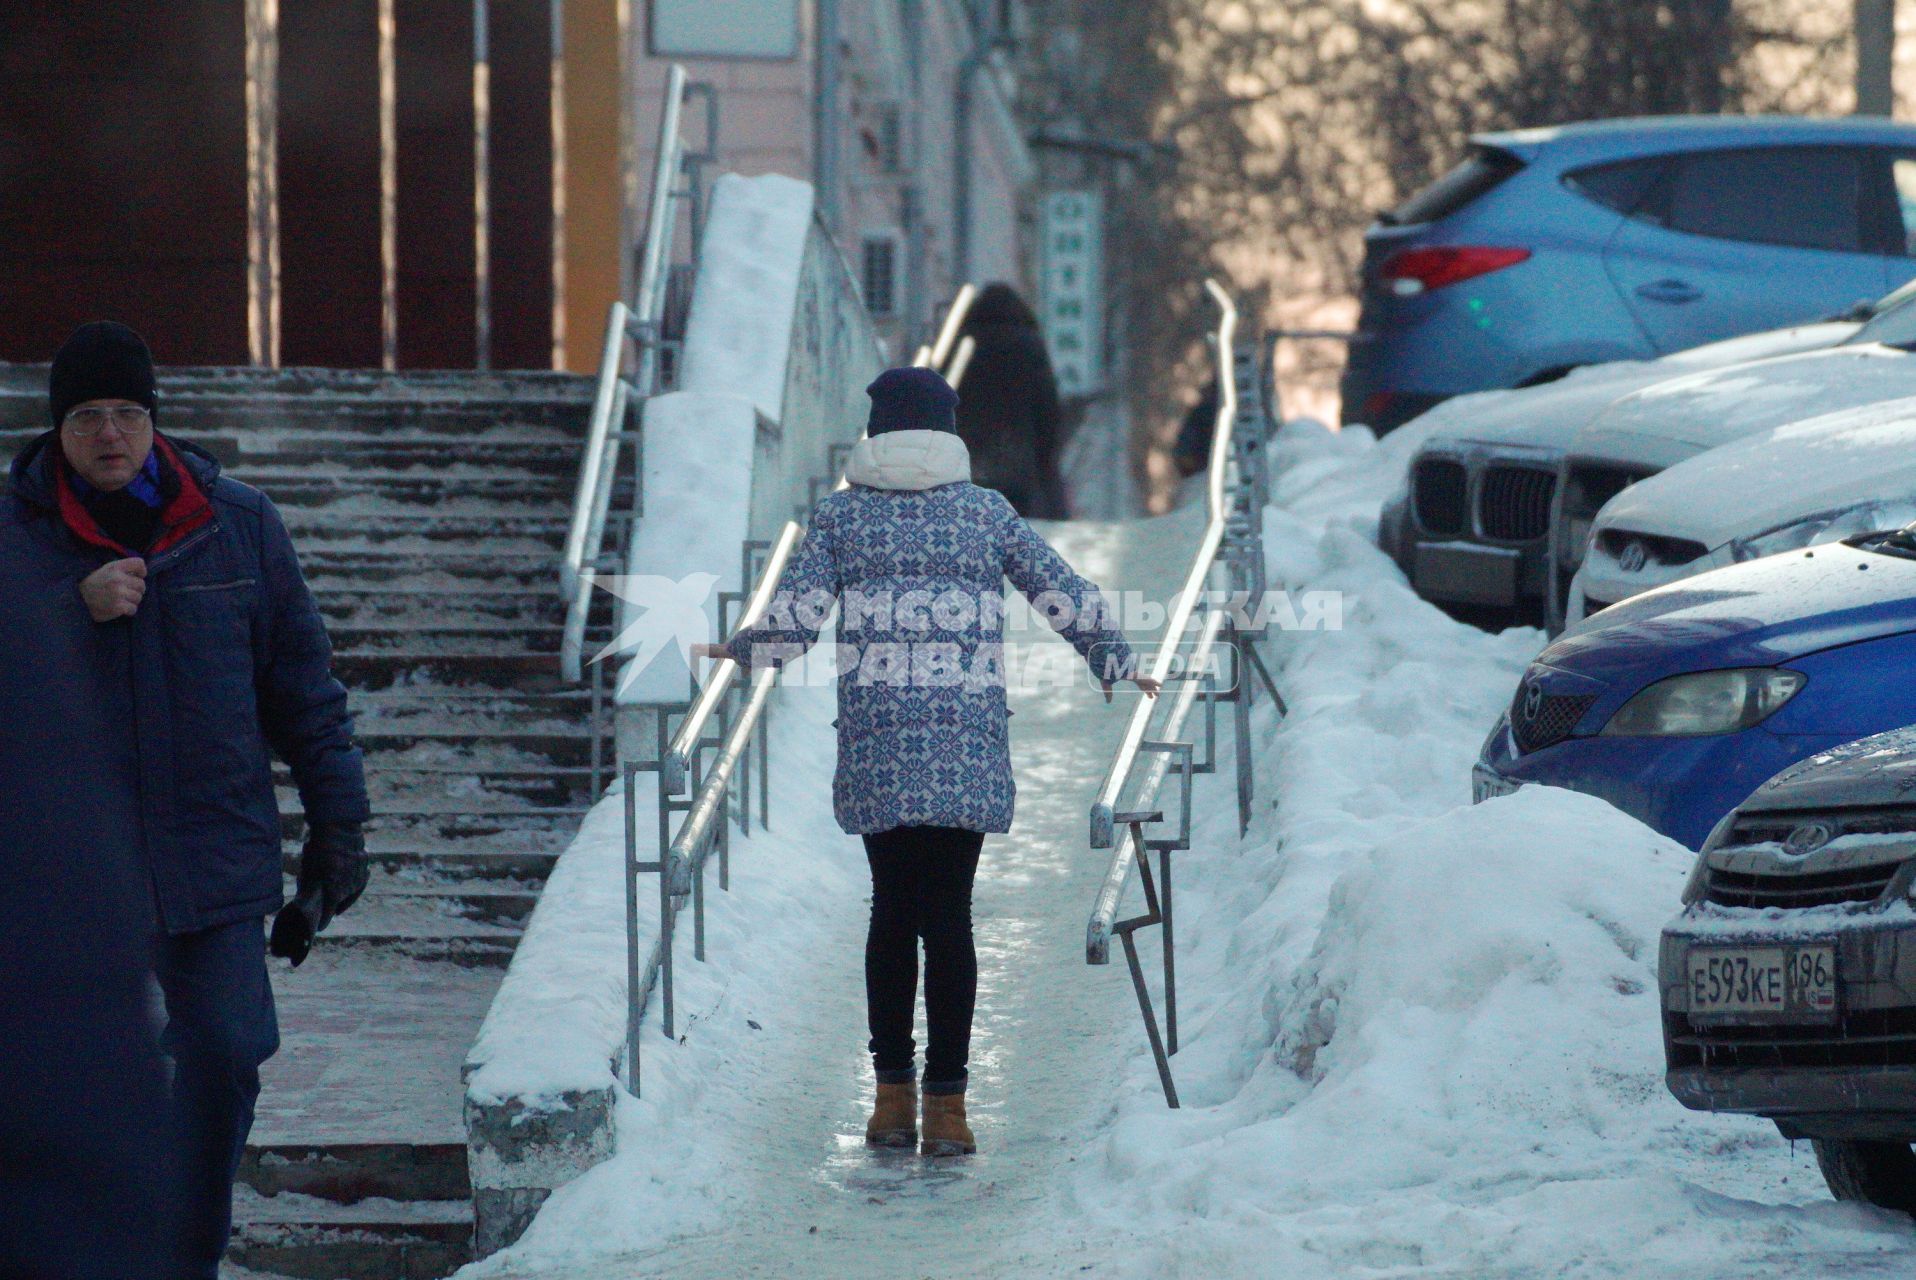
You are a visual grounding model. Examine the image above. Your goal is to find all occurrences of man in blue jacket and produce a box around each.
[0,323,371,1277]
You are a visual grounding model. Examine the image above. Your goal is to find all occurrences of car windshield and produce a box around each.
[1847,277,1916,348]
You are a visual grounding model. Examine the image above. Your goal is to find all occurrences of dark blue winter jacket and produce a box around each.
[1,430,368,934]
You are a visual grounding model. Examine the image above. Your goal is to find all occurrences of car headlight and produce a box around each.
[1728,499,1916,563]
[1601,668,1806,737]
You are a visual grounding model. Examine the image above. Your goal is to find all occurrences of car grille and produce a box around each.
[1478,466,1554,542]
[1508,689,1596,754]
[1702,863,1902,909]
[1595,529,1709,567]
[1730,807,1916,845]
[1413,460,1468,537]
[1665,1008,1916,1071]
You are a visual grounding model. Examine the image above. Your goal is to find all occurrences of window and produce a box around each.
[1386,146,1525,226]
[1891,157,1916,255]
[875,104,906,175]
[1562,158,1667,215]
[650,0,800,59]
[1635,147,1866,254]
[861,234,901,319]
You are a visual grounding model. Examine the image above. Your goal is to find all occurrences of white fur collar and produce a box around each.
[843,429,971,491]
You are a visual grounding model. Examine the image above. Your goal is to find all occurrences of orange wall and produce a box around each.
[561,0,623,371]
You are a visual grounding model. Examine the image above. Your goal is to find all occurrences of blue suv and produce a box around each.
[1474,528,1916,849]
[1342,115,1916,433]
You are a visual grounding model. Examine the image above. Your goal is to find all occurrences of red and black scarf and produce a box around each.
[52,433,213,559]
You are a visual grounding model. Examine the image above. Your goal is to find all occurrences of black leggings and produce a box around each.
[861,825,985,1095]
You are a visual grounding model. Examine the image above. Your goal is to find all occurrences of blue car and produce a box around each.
[1342,115,1916,434]
[1474,527,1916,849]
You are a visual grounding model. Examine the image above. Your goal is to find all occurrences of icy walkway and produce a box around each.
[467,506,1206,1278]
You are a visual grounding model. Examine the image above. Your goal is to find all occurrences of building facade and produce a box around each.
[0,1,1035,371]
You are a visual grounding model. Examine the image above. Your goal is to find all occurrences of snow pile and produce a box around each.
[461,663,860,1272]
[1065,426,1916,1277]
[676,173,816,419]
[613,391,758,705]
[464,784,648,1104]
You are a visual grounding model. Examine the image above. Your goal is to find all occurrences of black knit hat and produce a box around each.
[866,366,959,436]
[49,322,158,427]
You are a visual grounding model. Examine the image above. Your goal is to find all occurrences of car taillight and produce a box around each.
[1379,246,1531,296]
[1358,392,1397,424]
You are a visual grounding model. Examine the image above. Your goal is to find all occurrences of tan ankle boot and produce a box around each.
[866,1081,917,1148]
[920,1090,976,1156]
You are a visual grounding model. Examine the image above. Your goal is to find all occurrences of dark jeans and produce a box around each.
[862,825,985,1095]
[154,918,281,1280]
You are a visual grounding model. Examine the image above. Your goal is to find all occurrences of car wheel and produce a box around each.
[1813,1139,1916,1213]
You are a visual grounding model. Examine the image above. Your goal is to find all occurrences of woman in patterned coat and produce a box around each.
[697,367,1158,1157]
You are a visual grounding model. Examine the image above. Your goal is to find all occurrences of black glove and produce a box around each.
[270,822,369,966]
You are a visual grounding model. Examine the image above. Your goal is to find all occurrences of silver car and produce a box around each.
[1383,320,1862,625]
[1661,727,1916,1213]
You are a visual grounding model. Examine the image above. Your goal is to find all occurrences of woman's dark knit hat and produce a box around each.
[49,321,158,427]
[866,366,959,436]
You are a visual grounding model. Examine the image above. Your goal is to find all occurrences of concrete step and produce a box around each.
[285,844,563,883]
[330,621,567,651]
[343,686,600,711]
[285,759,602,808]
[238,1145,473,1207]
[302,550,561,581]
[237,472,586,507]
[293,878,539,927]
[282,804,589,842]
[319,598,572,631]
[348,731,601,768]
[229,1191,471,1280]
[284,514,585,550]
[228,436,584,472]
[331,652,565,691]
[313,912,520,967]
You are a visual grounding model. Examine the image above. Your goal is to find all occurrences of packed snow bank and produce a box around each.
[676,174,815,419]
[1063,425,1916,1278]
[460,667,856,1273]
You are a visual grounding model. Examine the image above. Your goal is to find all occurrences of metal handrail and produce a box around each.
[1082,279,1285,1109]
[561,63,692,682]
[911,282,978,368]
[660,521,803,796]
[1090,280,1239,852]
[1085,595,1228,964]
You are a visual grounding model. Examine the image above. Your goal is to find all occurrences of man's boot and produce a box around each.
[920,1088,976,1157]
[866,1081,917,1148]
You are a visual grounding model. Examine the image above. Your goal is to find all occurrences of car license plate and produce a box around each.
[1413,542,1522,607]
[1471,765,1521,804]
[1686,943,1838,1023]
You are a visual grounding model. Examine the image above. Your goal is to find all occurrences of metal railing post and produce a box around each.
[1084,280,1291,1109]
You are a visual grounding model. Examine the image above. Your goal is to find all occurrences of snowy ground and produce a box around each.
[461,423,1916,1279]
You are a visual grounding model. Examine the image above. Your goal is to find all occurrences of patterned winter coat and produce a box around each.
[724,428,1135,835]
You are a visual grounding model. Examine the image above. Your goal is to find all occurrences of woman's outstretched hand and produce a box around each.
[1102,675,1163,704]
[690,642,731,662]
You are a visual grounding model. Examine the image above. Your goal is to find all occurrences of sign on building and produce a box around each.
[650,0,801,59]
[1040,190,1105,397]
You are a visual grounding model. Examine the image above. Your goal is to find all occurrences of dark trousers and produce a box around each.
[861,825,985,1095]
[154,918,281,1280]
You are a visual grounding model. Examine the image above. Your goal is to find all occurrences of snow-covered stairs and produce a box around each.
[0,366,610,1279]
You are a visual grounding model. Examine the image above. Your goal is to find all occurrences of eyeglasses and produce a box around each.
[63,405,152,437]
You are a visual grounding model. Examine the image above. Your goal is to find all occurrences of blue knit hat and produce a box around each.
[866,366,959,436]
